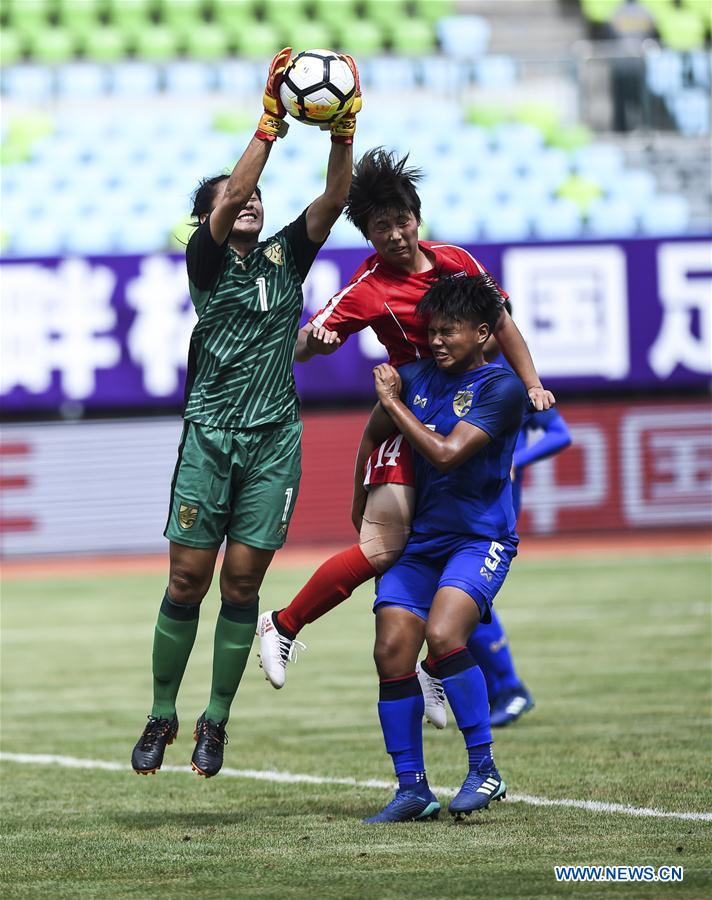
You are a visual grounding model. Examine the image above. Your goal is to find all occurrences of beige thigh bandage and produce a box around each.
[359,483,415,573]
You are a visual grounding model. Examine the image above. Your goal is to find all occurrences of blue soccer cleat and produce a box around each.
[489,685,535,728]
[363,787,441,824]
[449,766,506,818]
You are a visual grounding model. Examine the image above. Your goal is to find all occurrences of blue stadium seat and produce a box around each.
[56,63,109,98]
[531,198,582,240]
[669,88,710,136]
[473,55,518,88]
[164,61,216,94]
[109,62,161,95]
[114,215,170,253]
[2,65,55,101]
[606,168,657,208]
[638,193,691,235]
[9,221,65,257]
[436,15,491,59]
[574,143,625,180]
[480,204,530,242]
[418,55,465,91]
[63,213,118,254]
[216,60,261,94]
[587,197,638,237]
[361,56,418,91]
[521,147,570,188]
[646,49,683,97]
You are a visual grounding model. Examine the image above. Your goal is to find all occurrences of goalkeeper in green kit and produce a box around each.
[131,48,361,778]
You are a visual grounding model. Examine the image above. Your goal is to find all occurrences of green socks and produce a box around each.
[151,591,200,719]
[204,599,259,725]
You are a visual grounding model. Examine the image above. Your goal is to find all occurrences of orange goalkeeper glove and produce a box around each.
[256,46,292,142]
[328,54,362,145]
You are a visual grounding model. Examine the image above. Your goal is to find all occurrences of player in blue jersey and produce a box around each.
[418,302,572,730]
[360,273,528,823]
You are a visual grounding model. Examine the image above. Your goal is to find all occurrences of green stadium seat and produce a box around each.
[580,0,623,25]
[360,0,408,32]
[388,17,436,55]
[310,0,359,36]
[512,101,561,142]
[333,18,383,56]
[213,109,256,134]
[159,0,205,37]
[410,0,456,26]
[229,19,281,58]
[262,0,309,27]
[654,6,706,50]
[547,123,592,152]
[0,28,24,66]
[680,0,712,31]
[182,22,231,60]
[105,0,154,33]
[28,26,77,63]
[78,24,128,62]
[130,24,182,61]
[557,173,603,213]
[280,19,334,54]
[464,103,510,129]
[212,0,259,29]
[8,0,52,40]
[56,0,103,29]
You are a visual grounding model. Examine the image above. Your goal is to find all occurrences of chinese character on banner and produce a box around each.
[0,259,119,399]
[648,241,712,379]
[621,409,712,526]
[502,246,630,380]
[126,256,197,396]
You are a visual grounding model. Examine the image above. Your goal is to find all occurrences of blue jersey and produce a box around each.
[399,360,527,542]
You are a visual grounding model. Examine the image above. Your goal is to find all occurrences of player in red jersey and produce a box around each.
[257,149,554,687]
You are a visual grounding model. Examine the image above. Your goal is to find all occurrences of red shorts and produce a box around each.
[363,434,415,489]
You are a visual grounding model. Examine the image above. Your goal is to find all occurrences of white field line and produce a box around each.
[1,752,711,823]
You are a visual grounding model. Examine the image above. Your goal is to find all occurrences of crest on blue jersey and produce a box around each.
[453,389,474,418]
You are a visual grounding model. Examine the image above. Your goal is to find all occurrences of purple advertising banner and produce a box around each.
[1,236,710,414]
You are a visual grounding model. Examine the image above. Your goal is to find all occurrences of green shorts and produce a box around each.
[164,420,302,550]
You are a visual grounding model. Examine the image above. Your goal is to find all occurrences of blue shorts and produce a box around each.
[374,532,518,624]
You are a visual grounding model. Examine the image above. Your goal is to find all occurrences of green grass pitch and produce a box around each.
[2,550,711,898]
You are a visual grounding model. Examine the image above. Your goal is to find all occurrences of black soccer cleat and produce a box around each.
[131,714,179,774]
[191,714,228,778]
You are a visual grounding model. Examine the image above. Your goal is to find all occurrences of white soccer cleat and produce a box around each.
[416,662,447,729]
[256,610,306,689]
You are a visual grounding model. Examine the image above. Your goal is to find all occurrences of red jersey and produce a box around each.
[310,242,502,367]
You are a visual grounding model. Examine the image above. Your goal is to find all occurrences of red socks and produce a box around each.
[277,544,378,637]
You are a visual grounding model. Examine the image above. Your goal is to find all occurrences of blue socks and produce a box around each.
[378,673,428,791]
[467,609,522,699]
[433,647,492,749]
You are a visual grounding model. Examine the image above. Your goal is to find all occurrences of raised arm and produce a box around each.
[209,48,292,245]
[493,310,555,411]
[305,55,361,243]
[373,365,491,474]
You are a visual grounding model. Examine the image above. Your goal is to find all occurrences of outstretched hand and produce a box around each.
[256,47,292,141]
[328,53,362,144]
[373,364,402,405]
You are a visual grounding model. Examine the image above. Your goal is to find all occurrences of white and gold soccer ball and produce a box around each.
[279,49,356,126]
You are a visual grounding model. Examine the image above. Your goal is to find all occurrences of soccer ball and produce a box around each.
[279,49,356,126]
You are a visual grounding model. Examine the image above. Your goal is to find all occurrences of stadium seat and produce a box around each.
[10,220,66,257]
[361,56,417,92]
[411,0,456,25]
[105,0,153,33]
[480,203,530,242]
[280,20,334,54]
[389,18,436,55]
[159,0,206,34]
[574,142,625,179]
[436,15,490,60]
[669,87,710,136]
[0,29,24,67]
[109,61,161,95]
[310,0,360,37]
[2,65,55,101]
[114,214,171,254]
[216,59,261,94]
[164,61,215,93]
[78,25,128,63]
[131,25,182,62]
[182,24,232,61]
[28,25,77,65]
[230,20,282,59]
[521,146,571,188]
[606,168,657,207]
[654,6,706,51]
[333,18,383,56]
[557,173,604,213]
[646,49,684,96]
[639,192,691,235]
[587,197,638,236]
[418,55,463,91]
[580,0,623,25]
[531,198,583,240]
[474,55,518,88]
[55,61,108,97]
